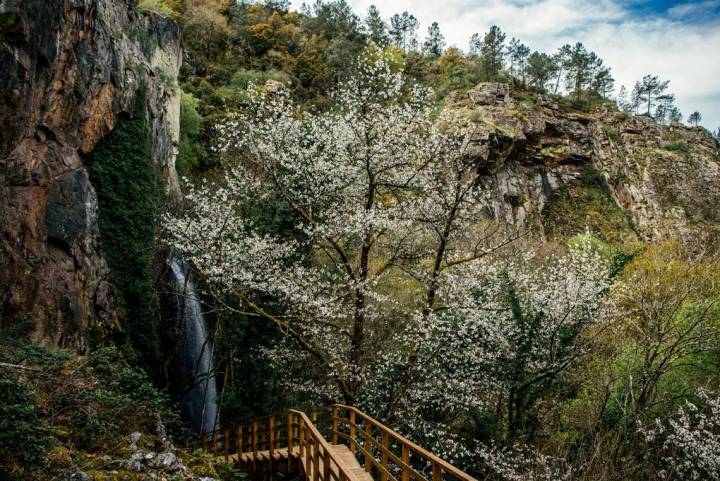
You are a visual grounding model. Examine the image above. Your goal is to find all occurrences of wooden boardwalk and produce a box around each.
[202,405,477,481]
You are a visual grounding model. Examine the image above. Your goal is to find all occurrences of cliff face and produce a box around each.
[451,83,720,243]
[0,0,181,351]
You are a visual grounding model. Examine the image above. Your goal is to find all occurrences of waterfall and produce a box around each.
[169,255,218,434]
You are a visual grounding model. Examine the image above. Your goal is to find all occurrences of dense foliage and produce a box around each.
[88,87,164,371]
[0,339,178,480]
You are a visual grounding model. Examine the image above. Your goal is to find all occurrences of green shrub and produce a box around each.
[0,379,52,478]
[177,91,207,176]
[664,139,689,153]
[603,126,620,141]
[64,347,177,450]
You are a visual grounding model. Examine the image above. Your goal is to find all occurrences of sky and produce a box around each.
[292,0,720,130]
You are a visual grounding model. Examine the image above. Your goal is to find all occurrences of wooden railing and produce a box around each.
[200,405,477,481]
[330,405,477,481]
[289,409,356,481]
[202,412,290,465]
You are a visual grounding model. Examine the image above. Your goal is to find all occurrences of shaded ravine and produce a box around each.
[169,255,218,434]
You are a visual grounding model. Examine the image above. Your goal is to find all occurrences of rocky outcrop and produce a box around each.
[0,0,181,350]
[451,83,720,242]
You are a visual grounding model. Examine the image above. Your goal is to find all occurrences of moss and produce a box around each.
[73,78,87,102]
[88,87,164,370]
[0,12,19,35]
[540,144,567,159]
[542,165,636,243]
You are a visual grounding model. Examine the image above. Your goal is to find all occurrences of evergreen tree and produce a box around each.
[469,32,482,55]
[389,11,418,51]
[526,51,558,92]
[507,38,530,85]
[422,21,445,56]
[552,45,570,94]
[630,82,642,114]
[617,85,629,111]
[635,74,672,117]
[655,94,680,124]
[591,63,614,100]
[688,111,702,127]
[264,0,290,12]
[365,5,388,46]
[562,42,594,99]
[480,25,506,80]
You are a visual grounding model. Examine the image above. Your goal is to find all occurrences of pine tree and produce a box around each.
[635,74,672,117]
[389,11,418,51]
[469,33,482,55]
[507,38,530,85]
[630,82,642,114]
[526,51,557,91]
[617,85,629,111]
[688,111,702,127]
[563,43,593,99]
[552,46,570,94]
[365,5,388,46]
[480,25,506,80]
[655,94,680,124]
[422,21,445,56]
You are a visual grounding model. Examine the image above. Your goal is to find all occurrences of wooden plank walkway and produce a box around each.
[301,444,374,481]
[203,405,478,481]
[227,447,297,464]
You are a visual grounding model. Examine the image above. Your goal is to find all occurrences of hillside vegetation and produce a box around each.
[2,2,720,481]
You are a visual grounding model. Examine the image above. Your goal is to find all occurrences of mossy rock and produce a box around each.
[542,166,637,243]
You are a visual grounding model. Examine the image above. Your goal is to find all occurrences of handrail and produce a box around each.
[331,404,478,481]
[198,405,476,481]
[289,409,356,481]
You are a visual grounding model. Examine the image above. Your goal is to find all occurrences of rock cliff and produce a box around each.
[0,0,181,351]
[451,83,720,244]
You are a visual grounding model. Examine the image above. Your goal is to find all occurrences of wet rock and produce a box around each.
[0,0,181,350]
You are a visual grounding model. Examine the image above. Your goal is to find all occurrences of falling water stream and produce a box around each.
[169,255,218,434]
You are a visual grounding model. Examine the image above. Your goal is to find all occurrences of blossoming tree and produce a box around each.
[164,47,615,468]
[165,47,513,403]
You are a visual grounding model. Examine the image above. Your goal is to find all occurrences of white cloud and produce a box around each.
[290,0,720,128]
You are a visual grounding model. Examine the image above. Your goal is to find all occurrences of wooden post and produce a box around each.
[252,421,258,466]
[270,416,276,453]
[401,445,410,481]
[332,405,338,444]
[288,413,294,472]
[305,428,311,480]
[380,430,389,480]
[323,445,331,481]
[349,410,356,455]
[299,418,305,457]
[432,461,442,481]
[224,429,230,462]
[313,434,320,481]
[269,416,275,476]
[237,425,243,460]
[364,422,372,472]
